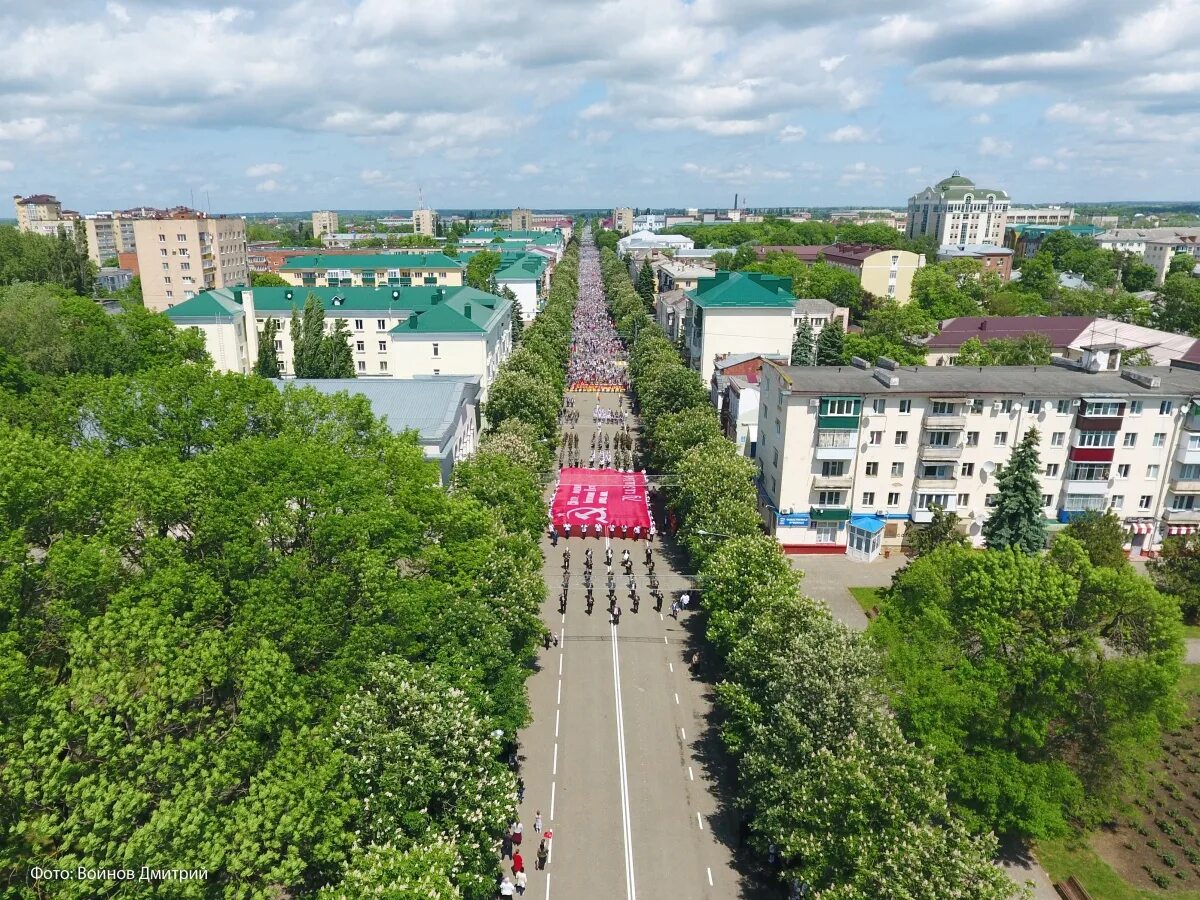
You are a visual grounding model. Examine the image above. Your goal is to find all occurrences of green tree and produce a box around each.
[906,504,968,557]
[323,318,356,377]
[251,271,291,287]
[1149,534,1200,622]
[289,292,353,378]
[874,542,1183,838]
[982,428,1046,554]
[1015,253,1058,300]
[815,319,845,365]
[255,315,281,377]
[911,265,979,320]
[1121,259,1157,292]
[1154,272,1200,335]
[464,250,502,290]
[636,259,655,310]
[956,334,1052,366]
[1169,253,1196,277]
[790,319,815,366]
[1060,510,1129,569]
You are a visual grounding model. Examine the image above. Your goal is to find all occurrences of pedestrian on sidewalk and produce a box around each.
[680,591,690,611]
[670,599,680,619]
[517,778,526,803]
[514,870,527,895]
[502,828,514,860]
[512,850,524,875]
[512,821,523,848]
[536,840,549,871]
[550,526,558,547]
[500,875,515,897]
[534,810,543,835]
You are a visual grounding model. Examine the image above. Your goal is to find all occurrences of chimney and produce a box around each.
[433,287,444,304]
[463,302,472,320]
[408,313,419,329]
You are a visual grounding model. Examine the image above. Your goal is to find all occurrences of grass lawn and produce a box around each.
[1183,624,1200,640]
[848,586,885,615]
[1036,836,1200,900]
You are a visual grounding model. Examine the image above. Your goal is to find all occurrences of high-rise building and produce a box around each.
[312,211,339,239]
[134,210,249,311]
[905,172,1009,246]
[83,213,141,265]
[510,208,533,231]
[612,207,634,234]
[13,193,79,238]
[413,207,439,236]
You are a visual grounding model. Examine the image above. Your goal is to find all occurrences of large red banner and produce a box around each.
[550,468,651,532]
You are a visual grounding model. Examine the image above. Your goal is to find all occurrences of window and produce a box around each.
[1129,400,1143,414]
[432,343,440,357]
[357,361,367,372]
[966,431,979,447]
[1069,463,1109,481]
[176,233,186,242]
[1028,399,1043,414]
[354,319,363,331]
[1056,399,1071,414]
[894,430,908,446]
[817,491,844,506]
[899,399,912,414]
[1084,401,1123,417]
[378,341,387,352]
[1123,433,1137,448]
[871,399,885,414]
[890,462,905,477]
[1139,495,1153,510]
[1117,464,1130,477]
[869,431,883,445]
[1147,464,1160,479]
[957,493,970,506]
[815,524,838,544]
[182,276,193,284]
[1042,494,1054,507]
[1180,464,1200,480]
[180,262,190,271]
[1153,432,1166,447]
[996,399,1013,413]
[163,276,171,284]
[916,493,952,510]
[970,399,984,414]
[821,460,847,477]
[355,341,365,352]
[865,462,879,476]
[165,290,173,298]
[861,492,875,506]
[160,248,168,257]
[379,361,388,372]
[887,492,901,506]
[961,462,975,477]
[930,401,955,415]
[158,233,166,242]
[1160,400,1174,415]
[994,432,1008,447]
[774,418,780,435]
[772,448,779,467]
[1046,463,1060,477]
[432,368,440,375]
[985,494,999,508]
[927,431,955,447]
[377,319,386,330]
[1172,494,1197,511]
[1110,495,1124,509]
[824,398,858,415]
[1078,431,1116,447]
[1051,432,1065,447]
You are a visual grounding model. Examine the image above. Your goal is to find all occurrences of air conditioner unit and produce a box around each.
[992,400,1003,411]
[808,398,820,407]
[1071,399,1081,408]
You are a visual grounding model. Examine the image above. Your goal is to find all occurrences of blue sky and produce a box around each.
[2,0,1198,214]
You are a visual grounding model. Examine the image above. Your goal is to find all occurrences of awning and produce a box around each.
[1168,525,1198,536]
[1125,521,1156,535]
[849,514,886,534]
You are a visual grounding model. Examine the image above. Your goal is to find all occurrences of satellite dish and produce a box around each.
[982,460,997,474]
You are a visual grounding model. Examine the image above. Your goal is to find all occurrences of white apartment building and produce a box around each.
[278,253,464,289]
[906,171,1010,246]
[1144,237,1200,285]
[412,207,439,236]
[1095,227,1200,257]
[312,211,339,238]
[684,272,798,384]
[84,213,139,264]
[1006,206,1075,227]
[134,213,249,311]
[164,285,513,401]
[756,351,1200,561]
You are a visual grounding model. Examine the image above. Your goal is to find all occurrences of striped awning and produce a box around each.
[1125,521,1156,535]
[1168,525,1198,536]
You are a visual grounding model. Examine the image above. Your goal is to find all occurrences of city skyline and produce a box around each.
[1,0,1198,212]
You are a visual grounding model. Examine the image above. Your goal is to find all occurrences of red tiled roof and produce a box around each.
[1181,340,1200,365]
[17,193,58,204]
[753,243,895,265]
[755,245,824,261]
[926,316,1096,350]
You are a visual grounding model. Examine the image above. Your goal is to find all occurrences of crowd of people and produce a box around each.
[566,244,629,391]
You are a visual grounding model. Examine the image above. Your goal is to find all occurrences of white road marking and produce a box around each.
[707,868,713,887]
[555,708,560,738]
[688,766,694,781]
[697,812,704,830]
[557,679,561,705]
[680,727,686,741]
[674,693,679,705]
[545,873,551,900]
[550,781,556,821]
[559,654,563,676]
[553,742,558,775]
[668,663,673,673]
[663,636,668,644]
[659,613,663,620]
[611,620,637,900]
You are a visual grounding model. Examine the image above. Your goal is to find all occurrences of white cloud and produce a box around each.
[839,162,885,185]
[106,2,131,24]
[819,55,846,73]
[255,179,280,192]
[0,118,48,141]
[360,169,389,184]
[681,161,791,184]
[518,163,541,176]
[970,113,991,125]
[0,160,13,172]
[823,125,877,143]
[245,162,283,178]
[778,125,807,143]
[978,136,1013,156]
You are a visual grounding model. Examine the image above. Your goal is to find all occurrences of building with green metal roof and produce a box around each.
[493,253,552,320]
[1003,223,1105,257]
[277,252,464,290]
[163,284,513,399]
[906,170,1012,247]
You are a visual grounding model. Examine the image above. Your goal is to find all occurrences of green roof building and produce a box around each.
[278,253,464,290]
[906,170,1012,247]
[683,272,802,383]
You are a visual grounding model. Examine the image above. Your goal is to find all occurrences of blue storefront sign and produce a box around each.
[776,512,811,528]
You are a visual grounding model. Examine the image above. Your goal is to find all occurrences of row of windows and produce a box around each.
[839,491,1180,512]
[856,428,1181,449]
[855,398,1174,416]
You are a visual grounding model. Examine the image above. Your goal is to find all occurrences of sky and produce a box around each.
[1,0,1198,214]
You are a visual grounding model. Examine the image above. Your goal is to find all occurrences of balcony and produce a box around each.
[809,506,851,522]
[1073,414,1123,431]
[812,474,854,490]
[1182,413,1200,432]
[923,412,967,430]
[815,429,857,461]
[1173,480,1200,494]
[918,443,963,461]
[1068,446,1115,463]
[914,477,957,493]
[1163,506,1200,524]
[1177,444,1200,467]
[911,504,957,524]
[1065,479,1110,495]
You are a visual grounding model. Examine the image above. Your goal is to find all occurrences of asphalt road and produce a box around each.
[514,389,746,900]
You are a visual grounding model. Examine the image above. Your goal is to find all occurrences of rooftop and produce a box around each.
[768,359,1200,398]
[1006,224,1103,237]
[938,244,1015,257]
[274,377,479,448]
[687,271,796,309]
[279,253,462,271]
[494,253,550,281]
[15,193,59,205]
[918,171,1010,201]
[1097,227,1200,242]
[793,298,839,315]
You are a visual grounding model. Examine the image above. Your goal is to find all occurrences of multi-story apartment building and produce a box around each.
[1005,206,1075,227]
[1095,227,1200,257]
[683,272,798,384]
[612,207,634,235]
[164,285,514,400]
[312,211,339,239]
[756,351,1200,560]
[510,208,533,232]
[278,253,464,289]
[1004,223,1104,258]
[936,244,1014,281]
[1144,236,1200,285]
[905,172,1010,246]
[754,244,925,304]
[493,252,551,321]
[412,207,439,237]
[13,193,79,237]
[133,212,248,311]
